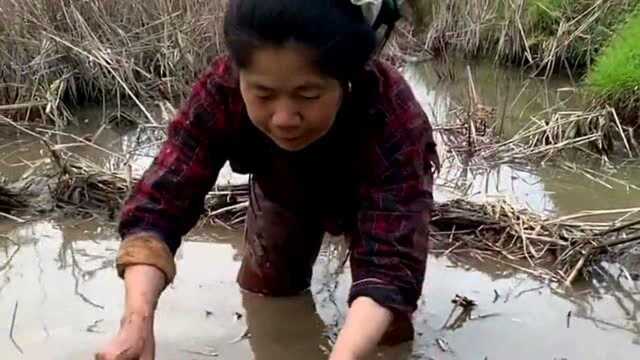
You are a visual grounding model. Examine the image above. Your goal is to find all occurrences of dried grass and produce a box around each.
[481,105,638,163]
[0,0,227,126]
[2,137,639,285]
[51,157,131,217]
[419,0,638,76]
[195,181,640,285]
[430,198,640,285]
[436,65,498,163]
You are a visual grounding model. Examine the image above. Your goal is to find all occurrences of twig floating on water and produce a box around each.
[0,211,26,223]
[452,294,477,309]
[435,338,449,352]
[10,301,23,354]
[229,327,251,344]
[596,234,640,251]
[0,242,21,272]
[86,319,104,333]
[319,343,331,355]
[182,347,219,357]
[515,285,545,299]
[469,313,501,321]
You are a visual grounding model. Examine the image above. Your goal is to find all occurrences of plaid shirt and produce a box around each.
[118,55,438,317]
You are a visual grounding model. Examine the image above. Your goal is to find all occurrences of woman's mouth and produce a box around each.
[276,134,302,142]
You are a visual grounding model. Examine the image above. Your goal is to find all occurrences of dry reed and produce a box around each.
[197,182,640,285]
[436,65,498,163]
[419,0,637,76]
[0,0,227,126]
[3,141,639,285]
[430,198,640,285]
[482,104,637,163]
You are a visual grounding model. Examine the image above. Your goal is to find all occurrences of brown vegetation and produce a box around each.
[0,0,226,125]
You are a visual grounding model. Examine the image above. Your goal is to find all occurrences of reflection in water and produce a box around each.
[242,291,327,360]
[1,219,640,359]
[403,61,640,217]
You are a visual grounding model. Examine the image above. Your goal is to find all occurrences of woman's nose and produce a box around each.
[271,101,302,128]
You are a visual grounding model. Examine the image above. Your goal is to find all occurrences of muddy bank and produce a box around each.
[1,219,639,359]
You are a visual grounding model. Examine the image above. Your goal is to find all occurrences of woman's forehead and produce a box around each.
[239,46,335,89]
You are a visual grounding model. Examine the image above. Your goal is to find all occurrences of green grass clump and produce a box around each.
[528,0,565,34]
[586,7,640,119]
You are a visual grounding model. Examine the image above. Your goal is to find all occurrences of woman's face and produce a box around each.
[239,45,344,151]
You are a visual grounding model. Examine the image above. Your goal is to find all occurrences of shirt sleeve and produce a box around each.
[116,72,230,284]
[348,66,437,317]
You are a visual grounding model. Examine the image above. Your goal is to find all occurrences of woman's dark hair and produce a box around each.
[223,0,378,82]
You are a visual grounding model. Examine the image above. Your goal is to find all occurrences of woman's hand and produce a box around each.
[95,312,155,360]
[329,297,393,360]
[96,265,166,360]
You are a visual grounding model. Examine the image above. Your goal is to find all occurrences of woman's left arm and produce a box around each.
[329,297,392,360]
[330,64,438,360]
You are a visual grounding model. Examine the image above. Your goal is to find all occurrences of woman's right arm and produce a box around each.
[96,265,165,360]
[97,58,235,359]
[123,265,166,317]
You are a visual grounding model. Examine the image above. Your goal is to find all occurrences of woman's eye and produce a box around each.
[255,93,274,100]
[300,94,321,100]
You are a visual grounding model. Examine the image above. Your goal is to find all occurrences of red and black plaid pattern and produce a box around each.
[119,55,438,317]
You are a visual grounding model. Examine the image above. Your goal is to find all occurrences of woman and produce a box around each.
[97,0,438,359]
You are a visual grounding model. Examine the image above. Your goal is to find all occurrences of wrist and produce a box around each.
[122,264,165,316]
[124,303,156,317]
[330,297,393,360]
[120,310,155,331]
[329,347,358,360]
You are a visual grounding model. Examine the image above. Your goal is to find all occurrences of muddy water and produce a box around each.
[1,220,639,359]
[1,60,640,359]
[406,61,640,216]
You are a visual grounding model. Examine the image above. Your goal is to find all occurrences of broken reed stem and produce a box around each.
[596,234,640,251]
[595,218,640,236]
[0,212,26,223]
[10,301,23,354]
[207,201,249,217]
[564,248,591,287]
[38,128,127,161]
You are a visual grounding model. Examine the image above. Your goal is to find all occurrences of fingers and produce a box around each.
[95,337,142,360]
[95,348,137,360]
[140,333,155,360]
[97,317,154,360]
